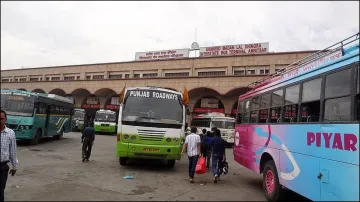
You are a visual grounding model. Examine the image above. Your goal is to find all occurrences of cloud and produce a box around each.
[1,1,359,70]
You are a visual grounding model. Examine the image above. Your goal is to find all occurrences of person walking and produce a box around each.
[200,129,209,166]
[205,130,213,170]
[181,127,201,183]
[209,128,226,183]
[81,123,95,162]
[0,110,18,202]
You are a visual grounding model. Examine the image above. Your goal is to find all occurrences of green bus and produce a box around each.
[1,89,74,144]
[94,109,117,134]
[116,86,187,168]
[72,108,86,132]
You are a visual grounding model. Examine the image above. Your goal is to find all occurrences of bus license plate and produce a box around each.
[143,148,160,152]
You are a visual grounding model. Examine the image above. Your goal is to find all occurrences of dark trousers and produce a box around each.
[188,155,199,178]
[212,153,223,176]
[206,148,212,168]
[82,138,93,159]
[0,163,9,202]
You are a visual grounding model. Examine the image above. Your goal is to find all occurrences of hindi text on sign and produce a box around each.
[135,49,190,61]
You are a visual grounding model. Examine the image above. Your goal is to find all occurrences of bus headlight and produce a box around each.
[173,138,179,142]
[166,138,171,142]
[124,134,129,139]
[131,135,136,141]
[19,125,31,130]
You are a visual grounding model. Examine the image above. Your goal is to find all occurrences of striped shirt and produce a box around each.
[184,133,201,157]
[1,127,18,169]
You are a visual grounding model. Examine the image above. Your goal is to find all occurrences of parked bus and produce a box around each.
[116,86,188,168]
[72,108,86,132]
[1,89,74,144]
[191,112,235,145]
[94,109,117,134]
[233,33,359,201]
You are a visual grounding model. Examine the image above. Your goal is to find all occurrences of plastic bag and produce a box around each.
[195,157,206,174]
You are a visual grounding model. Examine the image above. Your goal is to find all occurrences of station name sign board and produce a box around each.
[199,42,269,57]
[135,49,190,61]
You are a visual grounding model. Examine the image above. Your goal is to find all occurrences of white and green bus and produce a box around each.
[72,108,86,132]
[94,109,117,134]
[116,86,187,168]
[1,89,74,144]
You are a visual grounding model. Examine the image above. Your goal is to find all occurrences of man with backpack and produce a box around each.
[200,129,210,168]
[208,128,226,183]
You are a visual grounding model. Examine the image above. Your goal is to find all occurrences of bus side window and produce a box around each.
[259,94,270,123]
[50,105,56,114]
[250,96,259,123]
[284,85,300,123]
[236,101,243,124]
[242,99,251,123]
[323,68,352,122]
[300,78,321,122]
[357,64,360,121]
[270,89,283,123]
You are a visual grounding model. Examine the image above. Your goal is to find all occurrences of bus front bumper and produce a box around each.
[14,129,35,140]
[116,142,182,160]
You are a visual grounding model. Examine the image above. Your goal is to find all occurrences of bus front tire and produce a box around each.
[166,160,176,168]
[119,157,127,166]
[263,160,283,201]
[30,130,41,145]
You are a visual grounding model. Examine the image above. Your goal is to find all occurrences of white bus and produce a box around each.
[94,109,117,134]
[191,112,235,144]
[116,86,187,168]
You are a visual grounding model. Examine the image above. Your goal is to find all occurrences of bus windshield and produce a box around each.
[1,93,35,117]
[212,119,235,129]
[73,111,85,120]
[95,112,116,122]
[122,89,183,124]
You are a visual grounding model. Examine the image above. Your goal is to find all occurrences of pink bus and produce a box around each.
[233,33,359,201]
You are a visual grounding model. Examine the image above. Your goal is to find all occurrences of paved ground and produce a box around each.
[5,132,310,201]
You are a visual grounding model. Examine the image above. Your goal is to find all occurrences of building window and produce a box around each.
[234,70,246,75]
[51,77,60,81]
[46,77,50,81]
[259,66,270,74]
[125,74,130,78]
[93,75,104,79]
[109,74,122,79]
[1,78,10,82]
[134,74,140,78]
[19,78,27,82]
[86,76,91,80]
[76,76,80,80]
[164,72,190,77]
[198,71,225,76]
[142,73,158,78]
[247,69,256,75]
[64,76,75,80]
[30,78,39,81]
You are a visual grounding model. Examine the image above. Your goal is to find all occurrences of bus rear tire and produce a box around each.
[166,160,176,168]
[54,129,64,140]
[119,157,127,166]
[30,130,41,145]
[263,160,283,201]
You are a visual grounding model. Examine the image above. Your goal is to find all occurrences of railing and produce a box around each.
[246,32,360,92]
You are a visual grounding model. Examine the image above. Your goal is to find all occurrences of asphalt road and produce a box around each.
[4,132,310,201]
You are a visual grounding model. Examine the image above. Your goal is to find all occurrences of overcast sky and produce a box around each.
[1,1,359,70]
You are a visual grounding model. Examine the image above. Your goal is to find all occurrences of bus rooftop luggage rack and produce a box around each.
[246,32,360,92]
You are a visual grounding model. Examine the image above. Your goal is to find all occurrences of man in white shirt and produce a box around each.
[181,127,201,183]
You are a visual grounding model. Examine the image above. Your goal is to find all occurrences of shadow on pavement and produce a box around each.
[245,178,312,201]
[122,158,180,173]
[16,137,70,146]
